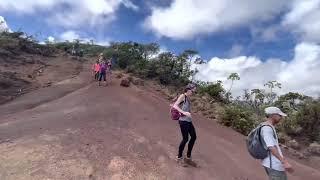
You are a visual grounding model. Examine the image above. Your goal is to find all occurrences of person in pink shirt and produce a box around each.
[92,60,100,80]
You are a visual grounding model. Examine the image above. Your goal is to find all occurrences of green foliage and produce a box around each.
[275,92,304,111]
[0,31,56,56]
[221,105,257,135]
[197,81,225,101]
[296,100,320,142]
[264,80,281,104]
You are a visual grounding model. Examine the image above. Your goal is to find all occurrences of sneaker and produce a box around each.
[176,156,188,167]
[184,157,198,167]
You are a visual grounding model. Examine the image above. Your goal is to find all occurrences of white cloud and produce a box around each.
[283,0,320,43]
[59,30,110,46]
[144,0,289,39]
[0,16,11,32]
[0,0,138,28]
[227,44,244,58]
[122,0,139,11]
[150,46,169,59]
[60,31,80,41]
[47,36,55,42]
[95,40,110,46]
[193,42,320,97]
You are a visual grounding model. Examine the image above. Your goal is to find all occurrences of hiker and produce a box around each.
[92,60,100,80]
[261,107,293,179]
[247,106,294,180]
[106,59,112,85]
[98,57,107,86]
[172,83,197,167]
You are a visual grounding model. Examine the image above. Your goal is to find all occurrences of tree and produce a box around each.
[194,57,205,64]
[250,89,265,114]
[264,80,281,103]
[180,49,198,71]
[243,89,252,104]
[197,81,225,102]
[251,89,265,104]
[227,73,240,94]
[143,43,159,60]
[276,92,304,111]
[296,100,320,142]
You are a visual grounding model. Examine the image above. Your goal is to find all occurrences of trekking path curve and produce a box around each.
[0,63,319,180]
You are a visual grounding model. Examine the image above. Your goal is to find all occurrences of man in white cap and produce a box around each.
[261,107,294,180]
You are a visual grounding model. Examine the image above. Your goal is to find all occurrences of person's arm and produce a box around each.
[269,146,293,172]
[262,126,294,172]
[173,94,190,117]
[269,146,285,162]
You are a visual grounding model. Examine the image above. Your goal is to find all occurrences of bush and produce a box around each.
[197,81,225,101]
[221,105,257,135]
[296,100,320,142]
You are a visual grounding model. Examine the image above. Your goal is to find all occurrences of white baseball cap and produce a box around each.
[265,107,287,117]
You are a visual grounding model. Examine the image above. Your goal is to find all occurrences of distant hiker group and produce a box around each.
[171,84,293,179]
[92,53,112,86]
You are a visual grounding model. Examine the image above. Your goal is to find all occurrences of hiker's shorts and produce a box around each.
[264,167,287,180]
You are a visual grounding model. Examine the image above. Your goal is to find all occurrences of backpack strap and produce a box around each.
[179,94,187,106]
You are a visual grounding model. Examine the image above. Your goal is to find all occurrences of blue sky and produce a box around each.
[1,0,296,60]
[1,0,319,97]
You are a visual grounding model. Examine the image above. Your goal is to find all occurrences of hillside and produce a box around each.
[0,62,320,179]
[0,32,85,104]
[0,32,319,179]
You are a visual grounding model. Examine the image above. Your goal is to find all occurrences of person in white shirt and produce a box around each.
[261,107,294,180]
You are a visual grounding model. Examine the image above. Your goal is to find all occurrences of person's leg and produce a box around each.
[264,167,287,180]
[103,73,107,86]
[95,72,99,80]
[178,121,189,158]
[98,73,102,86]
[186,122,197,158]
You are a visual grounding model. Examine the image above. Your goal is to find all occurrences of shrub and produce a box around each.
[221,105,257,135]
[197,81,225,101]
[296,100,320,142]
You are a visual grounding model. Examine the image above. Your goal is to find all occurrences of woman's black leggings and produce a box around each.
[178,121,197,158]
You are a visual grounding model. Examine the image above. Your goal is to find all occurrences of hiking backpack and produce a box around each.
[246,124,276,159]
[170,95,187,121]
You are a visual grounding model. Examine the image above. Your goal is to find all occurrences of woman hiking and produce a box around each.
[92,60,100,80]
[98,60,107,86]
[172,83,198,167]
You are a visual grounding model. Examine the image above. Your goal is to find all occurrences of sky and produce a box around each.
[0,0,320,97]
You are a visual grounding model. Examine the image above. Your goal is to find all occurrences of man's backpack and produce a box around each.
[246,124,276,159]
[170,95,187,121]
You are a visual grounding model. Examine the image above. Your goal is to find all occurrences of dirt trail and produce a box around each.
[0,63,319,180]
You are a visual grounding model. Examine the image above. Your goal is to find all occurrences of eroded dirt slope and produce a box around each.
[0,64,320,180]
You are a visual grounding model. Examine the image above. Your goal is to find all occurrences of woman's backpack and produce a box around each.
[170,95,187,120]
